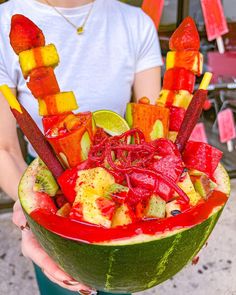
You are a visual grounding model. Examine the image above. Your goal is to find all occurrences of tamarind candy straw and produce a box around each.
[0,85,64,179]
[175,72,213,152]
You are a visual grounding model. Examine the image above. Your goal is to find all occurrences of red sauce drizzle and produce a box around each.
[30,191,227,244]
[33,47,44,68]
[166,91,175,107]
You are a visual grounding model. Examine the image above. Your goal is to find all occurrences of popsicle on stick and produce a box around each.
[142,0,164,29]
[218,108,236,152]
[200,0,229,54]
[0,84,65,178]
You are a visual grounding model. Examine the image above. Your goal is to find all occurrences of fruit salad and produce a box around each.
[1,13,229,233]
[0,15,231,293]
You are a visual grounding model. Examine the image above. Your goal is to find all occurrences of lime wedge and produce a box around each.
[93,110,130,136]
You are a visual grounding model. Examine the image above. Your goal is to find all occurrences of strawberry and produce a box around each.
[9,14,45,55]
[169,17,200,51]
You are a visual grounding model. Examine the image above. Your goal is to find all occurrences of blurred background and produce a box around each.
[0,0,235,294]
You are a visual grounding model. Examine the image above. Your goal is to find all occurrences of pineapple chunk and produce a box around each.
[157,90,193,110]
[112,204,132,227]
[168,131,178,142]
[144,195,166,218]
[19,44,59,78]
[38,91,78,116]
[74,167,115,204]
[73,168,116,227]
[79,190,113,228]
[178,173,201,205]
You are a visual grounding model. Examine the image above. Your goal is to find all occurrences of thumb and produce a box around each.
[12,200,27,229]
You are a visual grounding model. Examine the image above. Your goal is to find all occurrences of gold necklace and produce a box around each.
[43,0,95,35]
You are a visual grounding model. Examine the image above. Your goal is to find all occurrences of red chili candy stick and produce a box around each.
[175,73,212,152]
[0,85,64,179]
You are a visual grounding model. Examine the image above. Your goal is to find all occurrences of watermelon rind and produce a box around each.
[18,159,230,293]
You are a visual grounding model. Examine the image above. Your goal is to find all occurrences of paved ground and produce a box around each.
[0,180,235,295]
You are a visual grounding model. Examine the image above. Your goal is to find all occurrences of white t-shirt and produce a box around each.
[0,0,163,156]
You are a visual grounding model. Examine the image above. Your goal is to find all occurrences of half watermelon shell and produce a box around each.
[18,159,230,293]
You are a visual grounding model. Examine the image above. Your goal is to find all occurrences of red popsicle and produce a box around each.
[200,0,229,42]
[218,108,235,152]
[142,0,164,29]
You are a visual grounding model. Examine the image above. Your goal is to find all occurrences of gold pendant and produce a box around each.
[77,26,84,35]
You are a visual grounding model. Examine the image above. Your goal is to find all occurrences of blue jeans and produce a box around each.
[34,265,130,295]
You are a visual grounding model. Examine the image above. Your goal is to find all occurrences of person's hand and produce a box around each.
[12,200,97,295]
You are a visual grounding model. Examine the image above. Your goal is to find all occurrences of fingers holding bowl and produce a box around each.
[12,199,27,228]
[20,229,93,292]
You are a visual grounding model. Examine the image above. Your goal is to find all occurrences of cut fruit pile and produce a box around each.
[2,14,231,293]
[157,17,203,141]
[32,130,224,229]
[9,14,94,169]
[0,15,228,231]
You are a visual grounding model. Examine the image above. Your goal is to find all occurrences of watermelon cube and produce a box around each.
[169,106,186,132]
[163,68,196,93]
[183,141,223,177]
[27,67,60,98]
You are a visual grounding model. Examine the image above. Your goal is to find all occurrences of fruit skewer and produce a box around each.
[157,17,203,140]
[0,85,64,179]
[9,15,94,168]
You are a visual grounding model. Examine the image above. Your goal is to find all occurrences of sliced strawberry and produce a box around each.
[169,16,200,51]
[10,14,45,54]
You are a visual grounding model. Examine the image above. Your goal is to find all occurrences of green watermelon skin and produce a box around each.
[26,208,222,293]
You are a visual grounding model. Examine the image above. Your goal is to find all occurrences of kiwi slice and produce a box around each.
[38,158,47,168]
[34,168,59,197]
